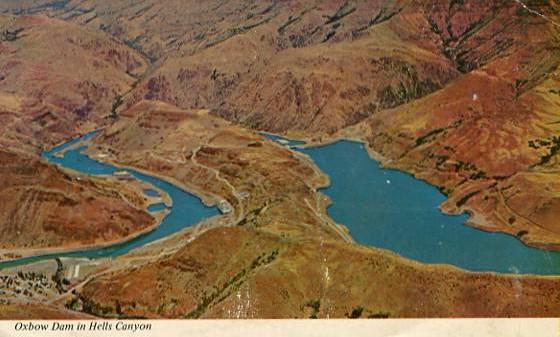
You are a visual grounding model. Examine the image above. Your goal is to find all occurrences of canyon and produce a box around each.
[0,0,560,318]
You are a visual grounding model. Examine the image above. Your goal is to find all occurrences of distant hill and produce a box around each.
[2,0,560,319]
[0,14,152,253]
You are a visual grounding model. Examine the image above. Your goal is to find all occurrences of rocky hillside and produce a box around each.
[2,0,459,134]
[4,1,557,135]
[90,100,330,236]
[0,15,153,254]
[1,0,560,319]
[71,100,560,318]
[0,150,153,253]
[0,14,146,150]
[78,224,560,318]
[342,0,560,248]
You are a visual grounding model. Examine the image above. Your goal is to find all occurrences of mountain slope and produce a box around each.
[1,0,560,319]
[1,0,459,134]
[0,15,153,255]
[69,100,560,318]
[339,1,560,248]
[0,14,146,150]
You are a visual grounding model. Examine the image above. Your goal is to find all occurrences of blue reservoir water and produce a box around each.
[148,203,168,213]
[263,133,306,148]
[4,132,560,275]
[143,189,161,198]
[0,132,218,270]
[282,138,560,275]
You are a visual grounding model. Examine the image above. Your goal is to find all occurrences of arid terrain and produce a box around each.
[1,0,560,319]
[0,14,155,258]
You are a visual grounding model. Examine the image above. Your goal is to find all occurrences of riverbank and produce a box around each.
[5,106,560,318]
[0,210,167,264]
[86,148,222,209]
[264,132,560,275]
[0,140,175,264]
[276,125,560,253]
[0,131,219,268]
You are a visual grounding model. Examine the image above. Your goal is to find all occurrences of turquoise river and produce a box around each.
[1,132,559,275]
[0,132,218,269]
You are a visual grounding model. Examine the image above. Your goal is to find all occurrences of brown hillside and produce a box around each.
[0,15,153,254]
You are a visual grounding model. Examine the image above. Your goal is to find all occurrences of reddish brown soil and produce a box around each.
[1,0,560,319]
[0,14,146,151]
[0,15,153,253]
[0,149,154,252]
[71,101,560,318]
[80,226,560,318]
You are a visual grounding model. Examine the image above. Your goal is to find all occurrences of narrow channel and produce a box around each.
[4,132,560,275]
[0,132,218,270]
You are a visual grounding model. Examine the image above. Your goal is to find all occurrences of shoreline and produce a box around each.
[0,209,168,265]
[84,148,222,209]
[0,131,221,267]
[353,237,560,279]
[262,129,560,258]
[4,128,560,279]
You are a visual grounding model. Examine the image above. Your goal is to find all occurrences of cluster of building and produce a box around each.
[0,271,58,303]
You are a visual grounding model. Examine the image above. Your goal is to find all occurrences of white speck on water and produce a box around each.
[386,180,391,184]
